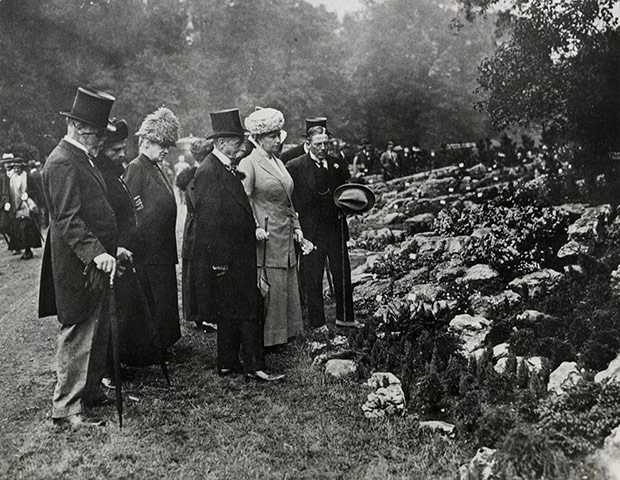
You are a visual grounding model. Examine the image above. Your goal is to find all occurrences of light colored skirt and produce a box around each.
[261,265,303,347]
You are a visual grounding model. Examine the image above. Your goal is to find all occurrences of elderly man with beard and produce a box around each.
[39,87,121,429]
[194,108,283,382]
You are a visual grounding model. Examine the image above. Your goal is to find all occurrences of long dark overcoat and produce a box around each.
[122,154,177,265]
[38,140,118,325]
[285,153,349,243]
[123,153,180,349]
[193,152,258,322]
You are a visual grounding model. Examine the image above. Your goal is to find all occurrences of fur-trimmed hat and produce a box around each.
[135,107,180,148]
[244,107,285,136]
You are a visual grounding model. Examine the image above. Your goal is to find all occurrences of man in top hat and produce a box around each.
[286,125,360,329]
[193,108,282,381]
[280,117,330,164]
[39,87,122,428]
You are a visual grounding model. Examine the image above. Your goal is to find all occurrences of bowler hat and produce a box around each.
[61,87,116,131]
[207,108,246,139]
[333,183,376,214]
[304,117,331,136]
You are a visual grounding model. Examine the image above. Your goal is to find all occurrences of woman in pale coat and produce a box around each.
[238,108,304,348]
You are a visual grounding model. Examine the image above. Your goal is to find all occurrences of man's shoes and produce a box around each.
[335,319,364,328]
[217,366,243,377]
[21,250,33,260]
[52,414,106,429]
[311,325,329,334]
[84,391,115,408]
[246,370,285,382]
[101,377,116,390]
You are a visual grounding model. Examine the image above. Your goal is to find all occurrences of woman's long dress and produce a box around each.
[238,146,303,347]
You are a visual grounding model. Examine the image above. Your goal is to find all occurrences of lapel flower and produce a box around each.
[334,163,339,169]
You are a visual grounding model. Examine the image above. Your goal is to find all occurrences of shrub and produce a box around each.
[474,405,517,448]
[538,381,620,456]
[495,426,569,479]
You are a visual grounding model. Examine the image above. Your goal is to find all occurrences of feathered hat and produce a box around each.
[135,107,180,148]
[244,107,285,136]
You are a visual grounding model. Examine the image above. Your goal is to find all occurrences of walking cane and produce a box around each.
[107,274,124,428]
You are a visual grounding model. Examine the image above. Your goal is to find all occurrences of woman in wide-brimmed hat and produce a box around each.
[238,108,308,349]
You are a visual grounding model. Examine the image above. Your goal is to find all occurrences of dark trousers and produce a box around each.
[300,226,354,328]
[217,318,265,373]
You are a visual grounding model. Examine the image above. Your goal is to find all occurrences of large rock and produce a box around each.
[404,213,435,233]
[557,239,592,258]
[469,290,521,318]
[407,283,445,304]
[593,425,620,480]
[366,372,402,389]
[325,359,357,378]
[459,447,496,480]
[362,384,406,418]
[449,314,492,356]
[393,267,430,292]
[508,269,562,299]
[446,236,470,256]
[353,278,391,304]
[382,212,406,225]
[548,361,583,395]
[555,203,589,221]
[413,233,448,259]
[418,177,458,198]
[516,309,555,324]
[594,353,620,385]
[419,420,455,435]
[567,204,612,244]
[460,264,500,284]
[433,259,466,282]
[356,227,394,249]
[466,163,488,179]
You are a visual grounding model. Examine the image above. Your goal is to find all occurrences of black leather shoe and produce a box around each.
[217,366,243,377]
[53,414,106,429]
[246,370,285,382]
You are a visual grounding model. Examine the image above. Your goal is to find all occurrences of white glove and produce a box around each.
[4,203,9,212]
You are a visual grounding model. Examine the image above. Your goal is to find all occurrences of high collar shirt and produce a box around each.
[213,146,232,167]
[63,136,94,167]
[308,150,328,169]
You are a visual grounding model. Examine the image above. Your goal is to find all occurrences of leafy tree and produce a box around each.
[456,0,620,173]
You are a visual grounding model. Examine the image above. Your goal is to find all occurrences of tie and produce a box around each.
[225,163,245,179]
[315,160,327,170]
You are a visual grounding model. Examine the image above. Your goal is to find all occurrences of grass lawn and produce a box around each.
[3,322,468,480]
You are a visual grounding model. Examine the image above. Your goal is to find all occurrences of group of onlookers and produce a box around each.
[38,87,374,429]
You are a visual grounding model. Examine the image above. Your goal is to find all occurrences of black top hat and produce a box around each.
[207,108,246,139]
[304,117,332,136]
[61,87,116,131]
[333,183,376,214]
[104,118,129,144]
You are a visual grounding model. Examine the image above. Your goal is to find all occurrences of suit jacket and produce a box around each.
[280,143,305,164]
[238,147,300,268]
[94,154,142,256]
[38,140,118,325]
[286,153,349,244]
[193,152,258,321]
[123,154,177,265]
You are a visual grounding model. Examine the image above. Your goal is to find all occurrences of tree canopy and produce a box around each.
[456,0,620,164]
[0,0,498,159]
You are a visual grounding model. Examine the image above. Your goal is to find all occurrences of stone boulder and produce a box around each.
[449,314,492,356]
[353,278,391,304]
[365,372,402,389]
[547,361,583,395]
[567,204,612,244]
[413,233,448,259]
[459,264,499,285]
[610,265,620,302]
[516,309,555,324]
[419,420,455,436]
[393,267,430,292]
[363,384,406,418]
[594,353,620,385]
[404,213,435,233]
[407,283,445,305]
[418,177,458,198]
[325,359,357,378]
[446,236,470,256]
[508,269,562,299]
[382,212,406,225]
[469,290,521,319]
[459,447,496,480]
[557,239,592,259]
[466,163,488,179]
[428,165,460,179]
[593,425,620,480]
[555,203,589,221]
[433,259,466,282]
[357,227,394,248]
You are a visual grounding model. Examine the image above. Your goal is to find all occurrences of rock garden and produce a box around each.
[313,153,620,479]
